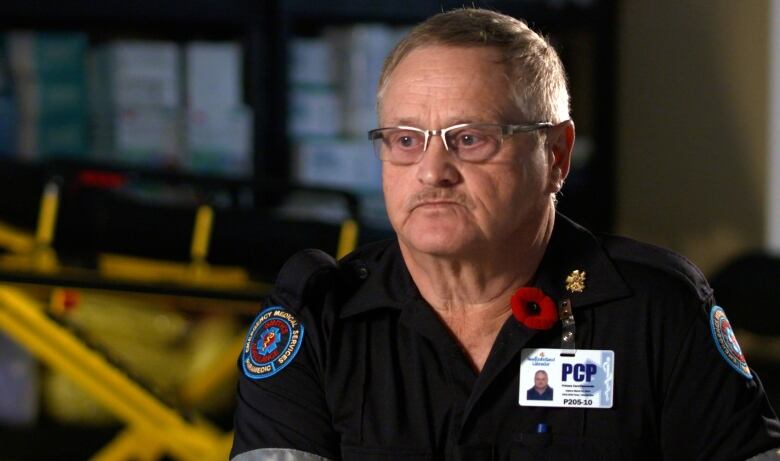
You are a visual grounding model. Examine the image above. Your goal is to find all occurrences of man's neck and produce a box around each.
[402,210,556,314]
[399,209,556,371]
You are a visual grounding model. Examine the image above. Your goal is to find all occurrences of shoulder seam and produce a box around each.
[599,234,714,303]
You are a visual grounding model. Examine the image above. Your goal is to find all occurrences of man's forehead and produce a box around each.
[379,97,522,127]
[395,44,505,69]
[383,46,508,92]
[379,46,521,126]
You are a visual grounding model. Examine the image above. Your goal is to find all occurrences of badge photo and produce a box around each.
[242,306,304,380]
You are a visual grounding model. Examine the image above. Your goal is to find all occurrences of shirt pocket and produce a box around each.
[512,433,621,461]
[340,445,433,461]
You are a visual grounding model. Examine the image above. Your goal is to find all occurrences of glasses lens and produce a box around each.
[372,128,425,164]
[445,125,503,162]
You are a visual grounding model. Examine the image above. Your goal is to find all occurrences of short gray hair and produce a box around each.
[377,8,570,123]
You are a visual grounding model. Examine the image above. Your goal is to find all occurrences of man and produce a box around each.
[527,370,553,400]
[232,8,780,461]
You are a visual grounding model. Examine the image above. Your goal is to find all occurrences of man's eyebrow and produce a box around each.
[393,118,420,126]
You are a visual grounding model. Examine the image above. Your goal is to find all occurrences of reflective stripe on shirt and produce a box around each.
[747,448,780,460]
[231,448,332,461]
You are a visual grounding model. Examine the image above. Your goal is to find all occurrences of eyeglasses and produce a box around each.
[367,122,553,165]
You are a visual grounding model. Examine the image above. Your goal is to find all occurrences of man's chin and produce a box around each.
[399,233,475,258]
[394,217,483,258]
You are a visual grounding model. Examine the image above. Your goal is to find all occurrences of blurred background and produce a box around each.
[0,0,778,459]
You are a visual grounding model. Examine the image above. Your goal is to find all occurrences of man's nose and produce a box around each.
[416,135,460,187]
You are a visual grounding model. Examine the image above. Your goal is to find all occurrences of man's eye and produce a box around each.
[453,132,486,148]
[460,134,478,146]
[399,136,415,147]
[389,132,421,150]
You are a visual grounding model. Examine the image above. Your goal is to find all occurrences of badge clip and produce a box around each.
[559,298,576,356]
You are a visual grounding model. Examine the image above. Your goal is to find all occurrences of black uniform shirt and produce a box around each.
[232,215,780,461]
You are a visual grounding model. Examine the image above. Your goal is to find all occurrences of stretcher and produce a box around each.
[0,181,359,460]
[0,285,232,460]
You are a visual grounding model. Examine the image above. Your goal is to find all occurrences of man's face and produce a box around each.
[534,371,548,391]
[380,45,561,258]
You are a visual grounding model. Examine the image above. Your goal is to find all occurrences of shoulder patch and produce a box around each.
[709,305,752,379]
[242,306,304,380]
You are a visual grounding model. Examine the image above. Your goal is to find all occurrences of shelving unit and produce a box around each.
[0,0,617,257]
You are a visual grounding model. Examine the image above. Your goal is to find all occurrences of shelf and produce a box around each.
[0,0,260,29]
[281,0,605,24]
[0,0,617,236]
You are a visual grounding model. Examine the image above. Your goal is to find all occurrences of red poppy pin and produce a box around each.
[511,287,558,330]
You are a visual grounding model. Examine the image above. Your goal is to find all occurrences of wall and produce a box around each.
[770,0,780,251]
[616,0,769,275]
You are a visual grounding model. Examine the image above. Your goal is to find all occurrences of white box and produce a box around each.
[186,105,252,176]
[289,37,337,86]
[109,41,181,108]
[293,139,381,192]
[288,87,342,138]
[342,24,397,138]
[186,42,242,109]
[113,106,182,167]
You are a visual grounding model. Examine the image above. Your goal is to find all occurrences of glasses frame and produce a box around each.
[367,121,554,165]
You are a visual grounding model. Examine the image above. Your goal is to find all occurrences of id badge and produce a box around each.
[519,348,614,409]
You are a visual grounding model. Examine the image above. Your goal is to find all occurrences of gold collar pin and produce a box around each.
[566,270,586,293]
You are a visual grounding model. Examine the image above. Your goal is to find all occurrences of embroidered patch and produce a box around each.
[709,305,752,379]
[242,306,304,380]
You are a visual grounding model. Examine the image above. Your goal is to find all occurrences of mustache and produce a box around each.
[405,189,474,211]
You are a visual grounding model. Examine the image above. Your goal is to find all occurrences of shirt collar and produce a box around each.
[339,213,631,319]
[339,239,416,319]
[533,213,632,307]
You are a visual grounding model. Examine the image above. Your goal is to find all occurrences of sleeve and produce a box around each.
[230,301,339,461]
[659,300,780,461]
[230,249,342,461]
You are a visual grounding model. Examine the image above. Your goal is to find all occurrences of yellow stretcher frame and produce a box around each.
[0,182,361,460]
[0,286,232,460]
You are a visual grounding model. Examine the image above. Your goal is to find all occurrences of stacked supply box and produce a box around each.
[185,42,252,177]
[290,24,407,229]
[288,37,341,139]
[7,32,89,160]
[294,139,381,191]
[0,36,15,157]
[90,41,182,168]
[339,24,396,138]
[290,24,405,195]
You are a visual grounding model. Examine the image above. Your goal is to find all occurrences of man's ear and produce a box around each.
[547,120,575,193]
